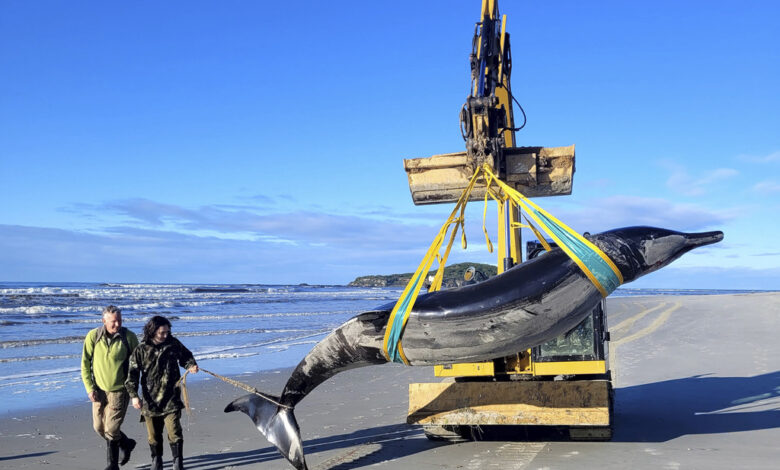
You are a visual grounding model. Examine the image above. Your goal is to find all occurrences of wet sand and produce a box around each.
[1,293,778,469]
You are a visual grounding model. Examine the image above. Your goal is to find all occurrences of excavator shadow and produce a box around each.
[612,370,780,442]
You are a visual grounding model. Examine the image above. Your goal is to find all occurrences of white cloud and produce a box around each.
[662,162,739,196]
[0,224,432,284]
[751,180,780,194]
[16,191,745,285]
[66,198,441,251]
[2,223,773,288]
[737,150,780,163]
[540,195,731,234]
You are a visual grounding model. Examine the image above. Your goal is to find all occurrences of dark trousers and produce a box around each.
[144,411,182,446]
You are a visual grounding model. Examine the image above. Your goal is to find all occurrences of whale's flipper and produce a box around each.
[225,394,307,470]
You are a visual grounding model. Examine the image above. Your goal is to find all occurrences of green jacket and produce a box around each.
[81,326,139,393]
[125,336,197,417]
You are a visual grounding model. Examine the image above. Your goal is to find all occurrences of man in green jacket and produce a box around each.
[81,305,140,470]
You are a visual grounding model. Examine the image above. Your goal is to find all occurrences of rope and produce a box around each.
[175,367,292,412]
[179,372,191,416]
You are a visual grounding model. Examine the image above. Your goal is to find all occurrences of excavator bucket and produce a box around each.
[403,145,575,205]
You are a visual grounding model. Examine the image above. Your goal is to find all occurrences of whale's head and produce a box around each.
[589,226,724,283]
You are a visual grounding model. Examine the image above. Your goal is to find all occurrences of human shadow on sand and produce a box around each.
[0,451,56,462]
[150,423,437,470]
[613,370,780,442]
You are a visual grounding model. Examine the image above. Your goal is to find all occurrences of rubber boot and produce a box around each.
[104,439,120,470]
[149,442,163,470]
[118,432,136,466]
[170,441,184,470]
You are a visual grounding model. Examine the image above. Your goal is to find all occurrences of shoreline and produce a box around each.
[3,290,772,419]
[2,292,778,469]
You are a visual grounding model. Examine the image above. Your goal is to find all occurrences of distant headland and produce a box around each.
[348,262,497,288]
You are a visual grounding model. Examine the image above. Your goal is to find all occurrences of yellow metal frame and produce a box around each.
[408,381,612,426]
[434,361,494,377]
[533,360,607,376]
[434,360,606,378]
[433,0,606,380]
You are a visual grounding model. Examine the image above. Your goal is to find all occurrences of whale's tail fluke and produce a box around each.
[225,394,307,470]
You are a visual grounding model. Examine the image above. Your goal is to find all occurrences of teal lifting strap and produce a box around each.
[532,210,621,296]
[384,270,426,364]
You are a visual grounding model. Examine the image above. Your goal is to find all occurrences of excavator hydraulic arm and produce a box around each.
[403,0,574,207]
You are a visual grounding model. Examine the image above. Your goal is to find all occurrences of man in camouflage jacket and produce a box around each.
[126,316,197,470]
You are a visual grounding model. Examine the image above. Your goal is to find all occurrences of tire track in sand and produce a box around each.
[313,443,383,470]
[611,301,681,385]
[466,442,548,469]
[610,301,669,335]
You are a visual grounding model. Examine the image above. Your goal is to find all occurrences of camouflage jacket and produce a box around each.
[125,336,197,417]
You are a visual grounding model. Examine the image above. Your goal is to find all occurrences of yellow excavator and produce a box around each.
[403,0,613,441]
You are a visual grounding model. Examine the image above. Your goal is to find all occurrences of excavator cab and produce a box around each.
[527,240,610,375]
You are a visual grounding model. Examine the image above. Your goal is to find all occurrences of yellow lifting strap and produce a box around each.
[382,169,482,364]
[382,165,623,365]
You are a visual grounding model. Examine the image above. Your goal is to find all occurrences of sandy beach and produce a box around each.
[2,293,778,470]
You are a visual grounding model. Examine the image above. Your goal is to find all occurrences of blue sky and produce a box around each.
[1,1,778,288]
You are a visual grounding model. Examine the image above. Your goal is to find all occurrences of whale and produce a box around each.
[225,226,723,470]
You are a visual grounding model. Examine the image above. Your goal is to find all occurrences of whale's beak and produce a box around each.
[598,227,725,284]
[684,230,724,249]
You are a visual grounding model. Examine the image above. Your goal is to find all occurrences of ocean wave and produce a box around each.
[196,339,318,360]
[1,316,176,326]
[0,287,75,296]
[2,293,81,299]
[0,299,240,316]
[2,309,357,326]
[195,351,260,360]
[0,353,80,363]
[0,326,325,349]
[0,301,362,319]
[0,331,328,382]
[172,309,358,321]
[0,282,403,413]
[266,287,296,293]
[265,340,320,352]
[0,366,81,383]
[0,336,86,348]
[1,287,398,315]
[0,305,101,316]
[121,300,239,310]
[192,330,329,357]
[175,327,309,338]
[191,287,252,293]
